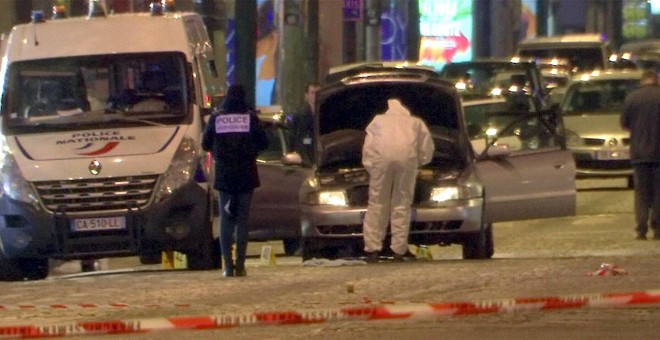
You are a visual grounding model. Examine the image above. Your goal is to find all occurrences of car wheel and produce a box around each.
[301,237,338,261]
[283,238,301,256]
[462,223,494,260]
[0,255,49,281]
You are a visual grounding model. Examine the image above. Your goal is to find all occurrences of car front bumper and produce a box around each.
[570,147,632,177]
[300,197,484,245]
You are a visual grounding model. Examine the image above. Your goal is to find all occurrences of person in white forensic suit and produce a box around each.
[361,98,435,263]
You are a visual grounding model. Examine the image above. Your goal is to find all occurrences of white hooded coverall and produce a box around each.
[362,99,435,255]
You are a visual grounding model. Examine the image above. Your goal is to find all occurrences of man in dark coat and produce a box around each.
[621,70,660,240]
[202,84,268,276]
[289,81,321,166]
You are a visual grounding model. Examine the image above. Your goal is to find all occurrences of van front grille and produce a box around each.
[33,175,159,213]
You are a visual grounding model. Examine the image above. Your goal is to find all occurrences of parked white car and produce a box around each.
[559,69,643,187]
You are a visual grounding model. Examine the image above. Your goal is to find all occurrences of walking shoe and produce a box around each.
[635,233,647,240]
[234,265,247,277]
[223,269,234,277]
[393,250,417,262]
[364,251,379,263]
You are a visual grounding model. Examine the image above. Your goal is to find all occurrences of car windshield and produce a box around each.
[561,79,639,116]
[1,52,189,134]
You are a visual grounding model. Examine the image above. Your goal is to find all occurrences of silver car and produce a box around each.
[559,69,642,187]
[251,62,576,261]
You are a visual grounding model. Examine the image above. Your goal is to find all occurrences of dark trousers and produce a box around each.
[218,191,253,271]
[633,162,660,235]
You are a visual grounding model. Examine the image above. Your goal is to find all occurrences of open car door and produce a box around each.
[474,109,576,222]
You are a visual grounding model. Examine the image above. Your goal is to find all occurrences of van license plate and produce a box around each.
[71,217,126,232]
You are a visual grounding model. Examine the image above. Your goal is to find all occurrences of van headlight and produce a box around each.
[0,151,38,205]
[155,137,198,201]
[308,190,348,206]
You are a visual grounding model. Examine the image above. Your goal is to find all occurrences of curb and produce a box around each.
[1,289,660,338]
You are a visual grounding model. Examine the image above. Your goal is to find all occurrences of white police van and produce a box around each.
[0,3,224,280]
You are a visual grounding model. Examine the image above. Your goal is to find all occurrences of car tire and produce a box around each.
[0,255,49,281]
[301,237,336,261]
[462,223,494,260]
[283,238,301,256]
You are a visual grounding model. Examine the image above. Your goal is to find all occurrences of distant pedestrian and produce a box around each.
[290,81,321,166]
[202,84,269,276]
[621,70,660,240]
[361,98,435,262]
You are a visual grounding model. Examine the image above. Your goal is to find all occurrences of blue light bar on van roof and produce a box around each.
[150,1,164,16]
[31,10,46,23]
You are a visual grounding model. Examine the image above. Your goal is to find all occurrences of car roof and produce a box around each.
[620,39,660,55]
[570,69,644,82]
[517,33,606,47]
[325,61,438,84]
[462,97,507,107]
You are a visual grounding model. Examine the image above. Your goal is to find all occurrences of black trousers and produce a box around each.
[633,162,660,235]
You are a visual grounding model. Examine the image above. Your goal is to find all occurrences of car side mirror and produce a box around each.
[485,144,511,159]
[282,152,303,166]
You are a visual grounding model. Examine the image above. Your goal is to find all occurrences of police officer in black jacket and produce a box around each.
[202,84,268,277]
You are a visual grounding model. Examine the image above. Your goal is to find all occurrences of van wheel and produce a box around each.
[0,256,49,281]
[139,252,162,265]
[462,223,494,260]
[187,198,220,270]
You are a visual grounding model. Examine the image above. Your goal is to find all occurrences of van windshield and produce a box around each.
[2,52,190,134]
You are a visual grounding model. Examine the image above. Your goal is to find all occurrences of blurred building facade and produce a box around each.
[0,0,656,112]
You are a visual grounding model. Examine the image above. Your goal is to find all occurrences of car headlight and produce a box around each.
[0,149,38,205]
[154,137,199,201]
[430,185,479,203]
[308,190,348,206]
[565,130,584,146]
[430,186,461,202]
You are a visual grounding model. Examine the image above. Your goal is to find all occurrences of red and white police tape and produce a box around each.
[1,289,660,338]
[0,302,190,311]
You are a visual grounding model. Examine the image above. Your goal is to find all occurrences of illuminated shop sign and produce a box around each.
[418,0,473,70]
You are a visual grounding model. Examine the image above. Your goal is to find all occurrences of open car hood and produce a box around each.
[315,76,466,172]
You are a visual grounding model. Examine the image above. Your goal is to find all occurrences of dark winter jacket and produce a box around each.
[621,84,660,164]
[202,103,268,193]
